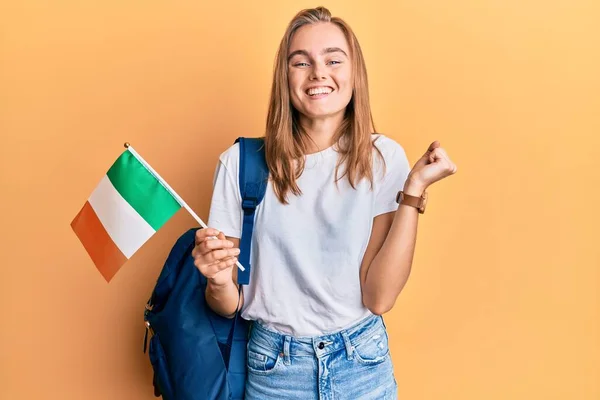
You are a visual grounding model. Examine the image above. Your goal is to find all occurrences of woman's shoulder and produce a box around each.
[370,133,410,180]
[371,133,407,158]
[217,141,241,167]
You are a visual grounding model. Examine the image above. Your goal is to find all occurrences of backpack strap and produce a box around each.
[235,137,268,285]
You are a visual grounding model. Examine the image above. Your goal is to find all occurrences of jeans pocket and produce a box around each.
[247,345,281,375]
[353,327,390,365]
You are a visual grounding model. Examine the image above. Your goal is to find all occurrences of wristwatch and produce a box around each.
[396,190,428,214]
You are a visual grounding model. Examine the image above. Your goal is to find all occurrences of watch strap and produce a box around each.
[399,193,422,208]
[396,190,427,214]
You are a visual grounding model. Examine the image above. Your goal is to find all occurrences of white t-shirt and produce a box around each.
[207,134,411,336]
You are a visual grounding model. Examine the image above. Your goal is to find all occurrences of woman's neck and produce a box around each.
[299,113,344,154]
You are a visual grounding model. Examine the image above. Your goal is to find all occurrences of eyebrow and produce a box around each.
[287,47,348,61]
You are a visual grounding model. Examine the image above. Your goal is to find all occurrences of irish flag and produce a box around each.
[71,146,181,282]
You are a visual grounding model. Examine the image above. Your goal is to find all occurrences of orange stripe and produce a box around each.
[71,201,127,282]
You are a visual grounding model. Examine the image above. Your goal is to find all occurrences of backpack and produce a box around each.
[143,137,268,400]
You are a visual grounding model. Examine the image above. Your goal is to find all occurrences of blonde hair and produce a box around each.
[265,6,383,204]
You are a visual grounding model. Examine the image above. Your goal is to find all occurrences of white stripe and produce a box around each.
[88,175,156,258]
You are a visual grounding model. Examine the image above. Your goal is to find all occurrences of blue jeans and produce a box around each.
[245,315,398,399]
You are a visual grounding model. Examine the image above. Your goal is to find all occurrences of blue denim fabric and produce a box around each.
[245,315,398,399]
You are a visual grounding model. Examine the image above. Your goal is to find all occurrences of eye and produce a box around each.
[293,62,310,67]
[328,60,342,65]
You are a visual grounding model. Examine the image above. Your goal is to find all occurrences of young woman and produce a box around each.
[192,6,457,399]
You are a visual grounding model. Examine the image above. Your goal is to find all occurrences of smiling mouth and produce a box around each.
[306,87,334,96]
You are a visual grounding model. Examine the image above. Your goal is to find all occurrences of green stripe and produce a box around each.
[107,150,181,230]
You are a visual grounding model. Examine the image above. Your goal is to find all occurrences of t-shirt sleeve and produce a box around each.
[373,140,411,217]
[207,149,243,239]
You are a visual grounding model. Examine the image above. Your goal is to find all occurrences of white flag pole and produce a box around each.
[124,143,245,272]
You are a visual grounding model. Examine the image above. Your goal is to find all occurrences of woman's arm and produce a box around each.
[360,180,424,315]
[360,140,457,315]
[202,236,245,318]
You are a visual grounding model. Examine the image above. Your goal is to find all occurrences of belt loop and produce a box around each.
[341,330,354,360]
[283,336,291,365]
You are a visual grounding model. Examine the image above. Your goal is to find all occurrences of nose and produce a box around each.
[309,64,326,81]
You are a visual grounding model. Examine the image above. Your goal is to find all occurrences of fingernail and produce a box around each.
[233,248,240,255]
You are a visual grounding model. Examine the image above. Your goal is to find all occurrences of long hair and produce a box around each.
[265,6,383,204]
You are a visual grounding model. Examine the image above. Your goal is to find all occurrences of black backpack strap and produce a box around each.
[234,137,268,285]
[223,284,244,369]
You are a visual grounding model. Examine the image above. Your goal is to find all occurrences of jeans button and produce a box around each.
[318,342,325,350]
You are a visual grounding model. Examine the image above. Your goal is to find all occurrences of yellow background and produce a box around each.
[1,1,598,399]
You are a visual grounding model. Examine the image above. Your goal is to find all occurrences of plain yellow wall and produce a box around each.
[1,1,598,399]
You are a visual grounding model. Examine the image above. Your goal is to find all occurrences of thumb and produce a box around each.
[426,140,441,153]
[413,141,441,169]
[217,231,226,241]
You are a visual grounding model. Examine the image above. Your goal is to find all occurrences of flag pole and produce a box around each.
[123,142,245,272]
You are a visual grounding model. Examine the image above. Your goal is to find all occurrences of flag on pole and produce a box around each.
[71,146,181,282]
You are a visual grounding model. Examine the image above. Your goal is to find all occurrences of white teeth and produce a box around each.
[307,87,332,96]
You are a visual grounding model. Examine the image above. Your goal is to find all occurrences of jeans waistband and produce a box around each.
[249,314,386,358]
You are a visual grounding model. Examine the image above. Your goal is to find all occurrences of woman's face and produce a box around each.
[287,23,353,123]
